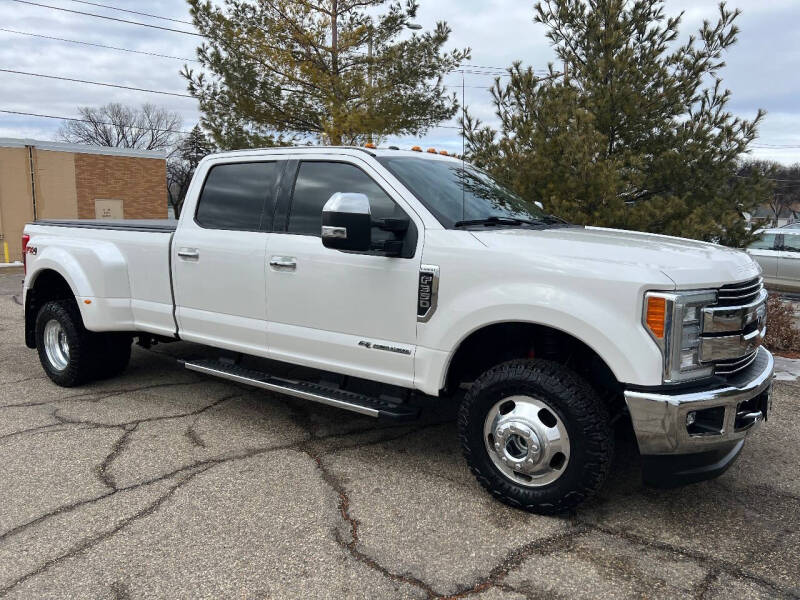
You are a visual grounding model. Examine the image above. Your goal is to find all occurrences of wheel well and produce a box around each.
[25,270,76,348]
[445,322,622,405]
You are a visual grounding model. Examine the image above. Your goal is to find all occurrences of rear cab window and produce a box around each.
[195,162,280,231]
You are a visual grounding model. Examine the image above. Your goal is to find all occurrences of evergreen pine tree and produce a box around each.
[463,1,770,246]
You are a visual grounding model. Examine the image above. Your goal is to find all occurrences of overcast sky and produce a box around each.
[0,0,798,163]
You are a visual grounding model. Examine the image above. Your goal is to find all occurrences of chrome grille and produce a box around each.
[705,277,767,376]
[714,351,758,375]
[716,277,763,307]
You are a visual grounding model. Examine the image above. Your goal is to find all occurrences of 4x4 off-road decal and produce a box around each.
[418,265,440,322]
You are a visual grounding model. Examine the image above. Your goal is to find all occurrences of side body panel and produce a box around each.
[265,154,425,388]
[412,229,674,395]
[23,224,174,336]
[171,226,269,355]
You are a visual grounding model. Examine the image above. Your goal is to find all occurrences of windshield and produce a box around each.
[377,157,554,228]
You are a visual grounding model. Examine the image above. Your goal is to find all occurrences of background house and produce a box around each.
[0,138,167,262]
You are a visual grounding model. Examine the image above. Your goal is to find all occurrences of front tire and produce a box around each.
[35,300,97,387]
[458,359,613,514]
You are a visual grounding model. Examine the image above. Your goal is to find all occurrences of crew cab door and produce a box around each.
[265,157,422,388]
[172,159,281,355]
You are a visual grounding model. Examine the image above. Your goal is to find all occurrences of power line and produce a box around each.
[0,27,198,62]
[0,68,194,98]
[0,26,510,77]
[0,108,194,135]
[9,0,517,74]
[67,0,194,26]
[9,0,202,36]
[2,107,465,133]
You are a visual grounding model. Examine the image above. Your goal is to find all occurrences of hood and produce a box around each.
[470,225,760,288]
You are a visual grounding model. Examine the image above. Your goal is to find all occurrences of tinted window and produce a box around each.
[783,234,800,252]
[196,162,278,230]
[748,234,777,250]
[288,161,405,237]
[378,157,551,228]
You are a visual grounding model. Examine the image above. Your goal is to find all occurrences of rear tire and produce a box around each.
[35,300,97,387]
[458,359,613,514]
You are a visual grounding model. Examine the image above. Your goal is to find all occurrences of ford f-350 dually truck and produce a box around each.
[21,146,774,513]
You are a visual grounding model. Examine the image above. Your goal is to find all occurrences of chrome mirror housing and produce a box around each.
[321,193,372,252]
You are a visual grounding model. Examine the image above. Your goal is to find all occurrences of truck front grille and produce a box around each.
[714,351,759,375]
[716,277,763,306]
[704,277,767,377]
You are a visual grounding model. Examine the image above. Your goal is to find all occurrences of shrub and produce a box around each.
[764,295,800,354]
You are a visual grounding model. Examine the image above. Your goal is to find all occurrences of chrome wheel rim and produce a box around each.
[43,319,70,371]
[483,395,570,487]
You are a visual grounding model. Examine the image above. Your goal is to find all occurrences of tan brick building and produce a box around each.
[0,138,167,262]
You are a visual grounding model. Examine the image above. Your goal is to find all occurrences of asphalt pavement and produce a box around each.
[1,268,798,599]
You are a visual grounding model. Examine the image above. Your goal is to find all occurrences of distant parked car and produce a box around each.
[747,228,800,292]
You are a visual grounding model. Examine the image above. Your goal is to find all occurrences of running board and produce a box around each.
[181,358,419,421]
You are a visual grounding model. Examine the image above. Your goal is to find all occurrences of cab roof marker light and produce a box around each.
[411,146,422,152]
[427,148,437,154]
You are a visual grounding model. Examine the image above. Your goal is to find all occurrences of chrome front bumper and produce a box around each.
[624,347,774,455]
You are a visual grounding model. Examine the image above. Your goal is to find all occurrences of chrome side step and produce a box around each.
[181,358,419,421]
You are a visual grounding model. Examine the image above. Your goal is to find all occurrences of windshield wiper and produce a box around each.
[454,216,553,228]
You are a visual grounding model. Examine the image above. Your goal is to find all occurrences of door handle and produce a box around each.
[269,256,297,271]
[177,248,200,260]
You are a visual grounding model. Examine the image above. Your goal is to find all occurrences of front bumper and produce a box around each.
[624,347,774,485]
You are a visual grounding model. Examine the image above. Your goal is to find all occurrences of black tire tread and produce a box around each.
[458,359,613,514]
[35,300,97,387]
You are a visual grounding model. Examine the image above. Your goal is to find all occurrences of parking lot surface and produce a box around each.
[1,269,799,599]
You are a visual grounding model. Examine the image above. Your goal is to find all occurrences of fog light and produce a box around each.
[686,411,696,426]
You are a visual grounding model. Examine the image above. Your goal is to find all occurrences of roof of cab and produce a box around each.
[204,145,462,162]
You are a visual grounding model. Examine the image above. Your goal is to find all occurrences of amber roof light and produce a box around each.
[411,146,422,152]
[427,148,437,154]
[364,143,376,149]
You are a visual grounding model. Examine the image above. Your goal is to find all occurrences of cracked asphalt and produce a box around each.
[1,268,799,599]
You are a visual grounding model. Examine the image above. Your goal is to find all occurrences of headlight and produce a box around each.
[644,290,717,383]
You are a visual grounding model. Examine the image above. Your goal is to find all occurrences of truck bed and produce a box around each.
[34,219,177,233]
[26,219,177,338]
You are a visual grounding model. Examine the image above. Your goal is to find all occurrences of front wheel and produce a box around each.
[458,359,613,514]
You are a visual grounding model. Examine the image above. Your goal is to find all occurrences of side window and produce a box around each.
[783,235,800,252]
[748,233,777,250]
[195,162,278,231]
[288,161,407,238]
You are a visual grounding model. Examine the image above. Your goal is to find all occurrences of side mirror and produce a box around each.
[321,193,372,252]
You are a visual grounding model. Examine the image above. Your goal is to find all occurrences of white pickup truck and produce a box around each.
[21,146,773,513]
